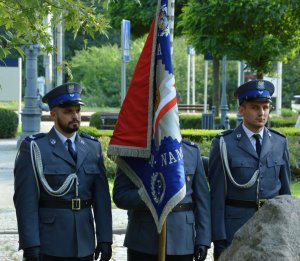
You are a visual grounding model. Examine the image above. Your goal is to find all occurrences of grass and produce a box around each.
[291,181,300,198]
[0,100,20,110]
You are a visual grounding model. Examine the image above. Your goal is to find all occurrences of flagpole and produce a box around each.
[158,221,167,261]
[158,1,175,261]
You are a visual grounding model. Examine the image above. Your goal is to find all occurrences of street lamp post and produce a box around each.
[220,55,229,129]
[236,61,244,126]
[18,44,41,147]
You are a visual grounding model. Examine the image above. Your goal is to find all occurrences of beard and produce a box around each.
[57,117,80,134]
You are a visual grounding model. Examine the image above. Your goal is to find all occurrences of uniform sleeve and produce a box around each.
[113,168,147,210]
[13,140,40,249]
[279,137,291,195]
[193,146,211,247]
[92,142,113,243]
[208,138,227,242]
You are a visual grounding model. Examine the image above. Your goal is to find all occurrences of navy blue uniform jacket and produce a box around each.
[14,128,112,257]
[113,140,211,255]
[208,124,291,244]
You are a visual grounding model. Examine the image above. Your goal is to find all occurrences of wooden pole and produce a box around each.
[158,220,167,261]
[158,1,175,261]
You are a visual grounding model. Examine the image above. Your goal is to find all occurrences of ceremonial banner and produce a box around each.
[108,0,185,233]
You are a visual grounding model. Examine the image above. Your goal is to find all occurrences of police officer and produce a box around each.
[14,83,112,261]
[208,80,291,260]
[113,139,211,261]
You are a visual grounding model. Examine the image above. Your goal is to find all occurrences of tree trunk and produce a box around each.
[256,71,264,79]
[213,57,220,117]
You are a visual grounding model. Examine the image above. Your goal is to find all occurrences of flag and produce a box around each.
[107,0,185,233]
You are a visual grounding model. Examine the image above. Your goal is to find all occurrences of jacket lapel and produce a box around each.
[48,127,76,166]
[235,124,258,159]
[76,135,88,169]
[260,128,272,159]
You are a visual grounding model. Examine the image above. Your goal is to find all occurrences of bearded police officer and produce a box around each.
[113,140,211,261]
[14,83,112,261]
[208,80,291,260]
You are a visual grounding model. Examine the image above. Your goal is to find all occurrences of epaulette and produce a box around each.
[215,129,233,139]
[25,133,46,142]
[79,132,99,142]
[182,139,198,148]
[268,128,286,138]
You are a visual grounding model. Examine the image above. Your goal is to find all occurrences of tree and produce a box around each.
[107,0,187,38]
[179,0,300,113]
[0,0,112,58]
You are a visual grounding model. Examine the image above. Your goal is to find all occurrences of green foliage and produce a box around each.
[270,115,298,128]
[179,0,300,77]
[287,135,300,172]
[89,112,102,129]
[0,109,18,138]
[79,126,115,179]
[179,114,201,129]
[282,54,300,107]
[107,0,187,38]
[96,135,117,180]
[71,35,240,110]
[280,108,297,117]
[71,35,147,107]
[0,0,111,58]
[291,181,300,197]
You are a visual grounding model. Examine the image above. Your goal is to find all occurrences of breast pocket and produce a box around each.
[44,165,74,175]
[43,165,74,187]
[230,158,258,183]
[83,165,101,175]
[267,157,285,179]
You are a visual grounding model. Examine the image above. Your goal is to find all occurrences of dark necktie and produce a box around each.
[66,139,77,161]
[253,134,261,157]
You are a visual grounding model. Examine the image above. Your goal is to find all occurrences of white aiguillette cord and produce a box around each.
[219,136,259,195]
[29,140,79,199]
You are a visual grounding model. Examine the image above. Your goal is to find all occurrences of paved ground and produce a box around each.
[0,120,213,260]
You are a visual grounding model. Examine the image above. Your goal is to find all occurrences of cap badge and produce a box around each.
[257,81,265,90]
[68,84,75,93]
[69,93,75,97]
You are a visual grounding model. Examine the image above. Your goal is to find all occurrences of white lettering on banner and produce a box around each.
[161,147,183,167]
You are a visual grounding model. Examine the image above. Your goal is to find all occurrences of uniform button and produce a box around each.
[260,164,263,167]
[260,176,263,179]
[260,188,264,191]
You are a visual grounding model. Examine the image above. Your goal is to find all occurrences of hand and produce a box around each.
[213,240,227,260]
[94,242,112,261]
[23,246,41,261]
[194,245,208,261]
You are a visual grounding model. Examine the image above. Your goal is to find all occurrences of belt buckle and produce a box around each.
[256,199,265,208]
[72,198,81,210]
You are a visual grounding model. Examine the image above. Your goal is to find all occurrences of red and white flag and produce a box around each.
[108,0,185,233]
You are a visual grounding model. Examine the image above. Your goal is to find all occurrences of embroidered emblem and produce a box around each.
[68,84,75,93]
[257,81,265,90]
[151,172,166,205]
[158,4,169,37]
